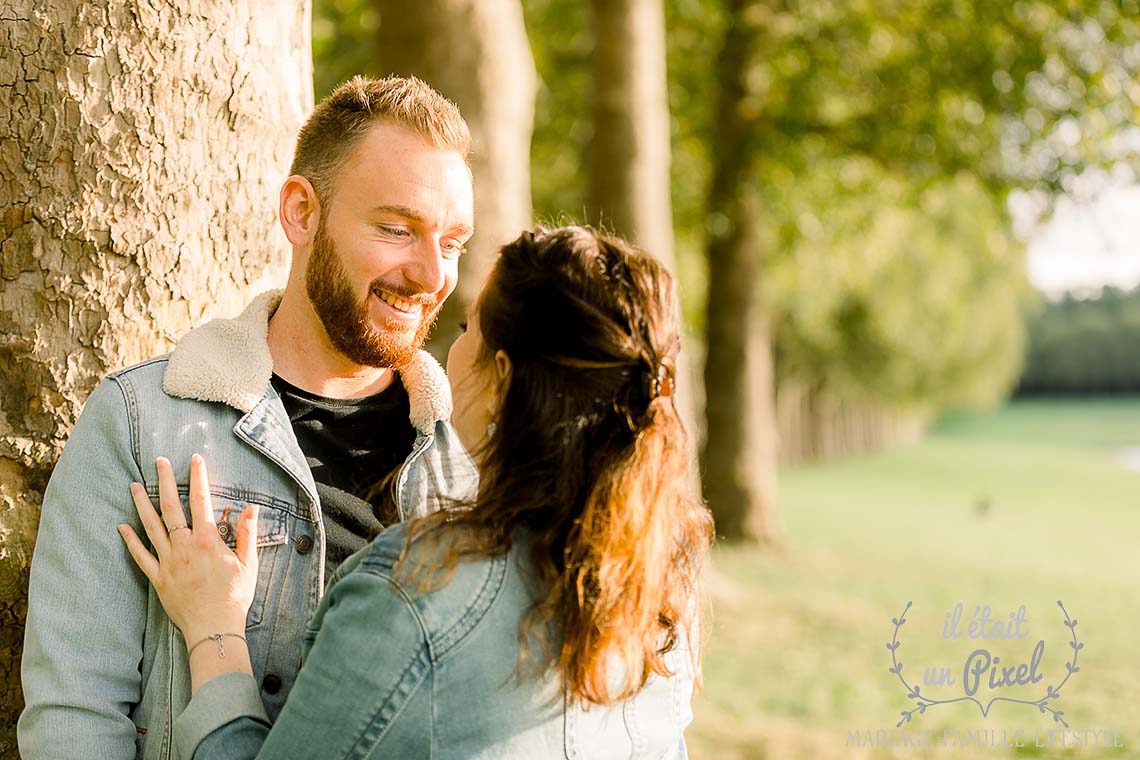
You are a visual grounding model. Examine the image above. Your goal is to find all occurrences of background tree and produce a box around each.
[686,0,1139,539]
[585,0,676,269]
[700,0,783,542]
[373,0,537,356]
[1018,286,1140,394]
[585,0,704,481]
[0,2,312,751]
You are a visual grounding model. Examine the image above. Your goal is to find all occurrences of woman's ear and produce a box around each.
[493,350,511,396]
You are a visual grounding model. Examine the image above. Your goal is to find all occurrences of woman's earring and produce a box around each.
[485,422,497,438]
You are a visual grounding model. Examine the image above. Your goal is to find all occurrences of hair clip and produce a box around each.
[647,364,673,400]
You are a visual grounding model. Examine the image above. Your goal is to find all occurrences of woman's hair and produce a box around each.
[410,225,713,705]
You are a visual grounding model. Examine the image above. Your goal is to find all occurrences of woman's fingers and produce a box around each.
[129,482,170,559]
[234,505,260,570]
[188,454,216,533]
[118,523,160,581]
[155,457,188,532]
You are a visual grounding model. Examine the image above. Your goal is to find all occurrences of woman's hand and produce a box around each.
[118,454,259,646]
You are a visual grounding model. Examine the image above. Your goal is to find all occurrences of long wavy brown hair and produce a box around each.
[407,226,713,706]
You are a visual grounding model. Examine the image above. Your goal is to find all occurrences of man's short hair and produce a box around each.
[290,75,471,204]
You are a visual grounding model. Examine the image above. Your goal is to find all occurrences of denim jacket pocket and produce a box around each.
[209,495,289,628]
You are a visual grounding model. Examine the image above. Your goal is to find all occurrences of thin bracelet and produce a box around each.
[187,632,247,659]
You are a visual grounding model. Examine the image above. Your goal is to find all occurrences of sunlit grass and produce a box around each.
[689,398,1140,759]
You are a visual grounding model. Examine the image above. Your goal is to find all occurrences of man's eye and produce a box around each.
[443,240,466,256]
[377,225,410,237]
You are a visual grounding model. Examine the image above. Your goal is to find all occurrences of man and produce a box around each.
[19,75,478,760]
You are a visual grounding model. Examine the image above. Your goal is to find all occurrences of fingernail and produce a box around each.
[191,453,201,464]
[117,524,127,535]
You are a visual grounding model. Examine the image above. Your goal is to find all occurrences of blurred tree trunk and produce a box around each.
[585,0,675,269]
[0,1,311,753]
[702,0,782,543]
[375,0,536,359]
[774,379,928,465]
[585,0,703,485]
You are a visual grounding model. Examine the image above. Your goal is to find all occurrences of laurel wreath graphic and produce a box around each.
[887,600,1082,728]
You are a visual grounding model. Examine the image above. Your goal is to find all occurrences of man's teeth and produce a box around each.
[378,292,416,312]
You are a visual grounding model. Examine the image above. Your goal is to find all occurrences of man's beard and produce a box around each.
[305,223,440,368]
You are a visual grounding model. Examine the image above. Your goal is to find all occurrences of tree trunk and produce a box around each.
[701,0,782,543]
[584,0,704,491]
[374,0,536,360]
[0,2,311,752]
[585,0,675,270]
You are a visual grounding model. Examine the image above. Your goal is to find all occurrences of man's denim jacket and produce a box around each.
[18,291,478,760]
[171,525,695,759]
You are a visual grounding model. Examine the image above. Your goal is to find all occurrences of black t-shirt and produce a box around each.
[270,373,416,581]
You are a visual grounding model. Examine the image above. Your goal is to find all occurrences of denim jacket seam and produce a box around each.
[107,374,144,475]
[139,483,310,522]
[163,621,176,759]
[394,430,434,520]
[431,553,510,659]
[340,575,433,758]
[108,354,170,380]
[350,650,432,759]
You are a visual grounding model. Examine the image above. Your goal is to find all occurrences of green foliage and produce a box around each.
[1017,286,1140,393]
[522,0,591,225]
[769,167,1033,408]
[667,0,1140,195]
[312,0,378,98]
[661,0,1138,410]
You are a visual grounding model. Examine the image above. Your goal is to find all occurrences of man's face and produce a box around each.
[305,123,474,368]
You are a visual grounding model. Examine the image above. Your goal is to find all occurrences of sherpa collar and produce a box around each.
[162,290,452,434]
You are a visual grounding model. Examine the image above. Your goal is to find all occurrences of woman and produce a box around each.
[119,226,714,759]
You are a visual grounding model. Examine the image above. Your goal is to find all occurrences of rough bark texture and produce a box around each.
[584,0,704,490]
[701,0,782,543]
[374,0,536,359]
[0,2,312,753]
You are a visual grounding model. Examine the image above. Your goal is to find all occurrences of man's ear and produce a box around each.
[279,175,321,247]
[493,349,512,396]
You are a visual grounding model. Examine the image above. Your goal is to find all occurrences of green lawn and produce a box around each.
[689,397,1140,759]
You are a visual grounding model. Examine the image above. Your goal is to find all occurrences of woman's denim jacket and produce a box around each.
[18,291,478,760]
[172,525,695,759]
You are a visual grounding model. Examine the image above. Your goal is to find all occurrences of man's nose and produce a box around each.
[406,237,447,294]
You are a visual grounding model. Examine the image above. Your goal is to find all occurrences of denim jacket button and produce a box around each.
[262,673,282,694]
[294,535,313,555]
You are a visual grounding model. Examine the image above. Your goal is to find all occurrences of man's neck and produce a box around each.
[267,286,395,400]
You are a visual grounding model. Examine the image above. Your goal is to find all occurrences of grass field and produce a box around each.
[689,397,1140,759]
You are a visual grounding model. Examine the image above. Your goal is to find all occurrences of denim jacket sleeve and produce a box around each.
[18,377,149,759]
[173,570,430,760]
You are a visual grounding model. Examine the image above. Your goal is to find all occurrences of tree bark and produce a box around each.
[0,1,311,752]
[701,0,782,543]
[374,0,536,360]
